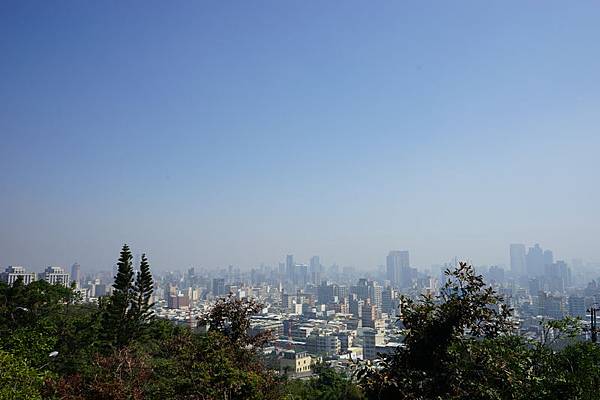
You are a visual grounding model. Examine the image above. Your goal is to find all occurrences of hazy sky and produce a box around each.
[1,1,599,272]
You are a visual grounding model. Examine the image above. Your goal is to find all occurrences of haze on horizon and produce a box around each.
[1,1,599,272]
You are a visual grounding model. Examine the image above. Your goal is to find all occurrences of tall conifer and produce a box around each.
[130,253,154,335]
[103,244,135,347]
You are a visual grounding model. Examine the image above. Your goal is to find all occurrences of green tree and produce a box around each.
[285,364,365,400]
[0,350,44,400]
[359,262,513,399]
[103,244,135,348]
[130,253,155,338]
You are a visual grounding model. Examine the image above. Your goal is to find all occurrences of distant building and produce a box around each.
[279,351,313,376]
[526,244,544,276]
[381,287,396,315]
[0,266,37,285]
[305,332,341,356]
[286,255,294,280]
[361,302,378,328]
[543,250,554,268]
[386,250,410,288]
[363,328,384,360]
[568,296,586,319]
[39,266,70,287]
[487,266,505,284]
[167,293,190,309]
[309,256,321,285]
[510,244,526,277]
[212,278,226,296]
[71,263,81,288]
[368,281,383,310]
[538,292,564,320]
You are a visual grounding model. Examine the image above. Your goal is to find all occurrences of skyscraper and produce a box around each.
[526,244,544,276]
[509,244,526,277]
[543,250,554,267]
[309,256,321,285]
[212,278,225,296]
[386,250,410,287]
[286,254,294,280]
[71,262,81,288]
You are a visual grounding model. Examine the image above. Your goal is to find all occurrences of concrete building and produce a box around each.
[71,263,81,288]
[361,302,378,328]
[305,332,341,356]
[363,328,385,360]
[526,244,544,276]
[510,244,526,277]
[167,293,190,309]
[0,266,37,285]
[39,266,70,287]
[212,278,226,296]
[386,250,410,288]
[568,296,586,319]
[279,351,313,376]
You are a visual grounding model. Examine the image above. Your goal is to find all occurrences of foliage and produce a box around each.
[130,253,155,339]
[5,254,600,400]
[284,364,365,400]
[357,262,600,400]
[102,244,136,348]
[199,293,273,348]
[0,350,44,400]
[359,262,514,399]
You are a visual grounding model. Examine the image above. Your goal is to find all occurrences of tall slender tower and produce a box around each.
[71,262,81,288]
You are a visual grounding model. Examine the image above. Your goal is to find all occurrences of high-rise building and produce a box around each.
[526,244,544,276]
[212,278,226,296]
[309,256,321,285]
[510,244,526,277]
[318,281,335,304]
[368,281,383,310]
[39,266,70,287]
[568,296,586,319]
[386,250,410,287]
[352,278,369,301]
[361,302,378,328]
[286,254,294,280]
[294,264,308,286]
[538,292,564,320]
[543,250,554,268]
[71,263,81,288]
[381,287,396,315]
[0,266,37,285]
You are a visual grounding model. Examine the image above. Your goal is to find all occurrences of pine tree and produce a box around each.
[130,253,154,336]
[103,244,135,348]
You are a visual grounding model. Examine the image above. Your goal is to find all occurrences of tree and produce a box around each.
[0,350,44,400]
[130,253,155,338]
[285,364,365,400]
[102,244,135,348]
[199,294,272,348]
[359,262,514,399]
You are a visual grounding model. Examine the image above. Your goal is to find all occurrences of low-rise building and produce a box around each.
[279,351,313,376]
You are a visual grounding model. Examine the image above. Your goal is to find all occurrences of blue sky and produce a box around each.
[1,1,599,271]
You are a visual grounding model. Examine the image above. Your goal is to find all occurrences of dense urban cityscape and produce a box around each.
[3,243,599,379]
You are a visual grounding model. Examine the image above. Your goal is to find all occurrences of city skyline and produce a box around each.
[0,242,593,275]
[1,2,599,270]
